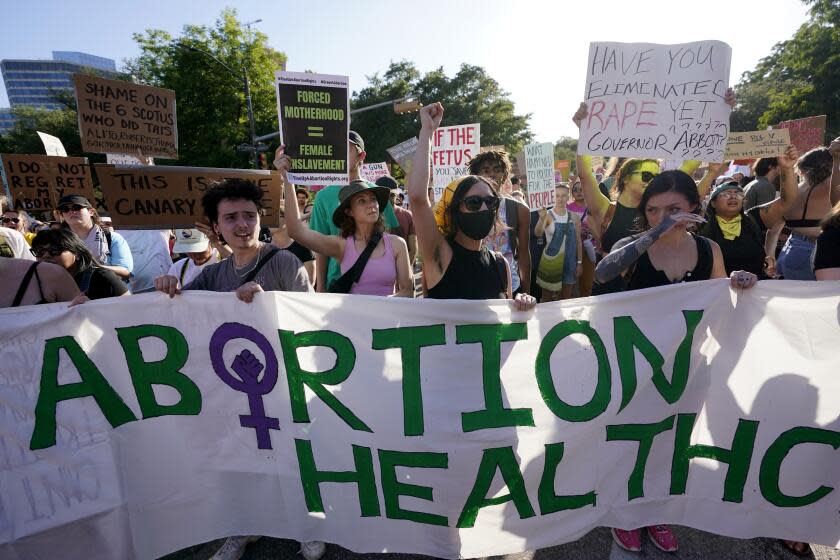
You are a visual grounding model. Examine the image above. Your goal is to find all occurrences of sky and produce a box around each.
[0,0,810,142]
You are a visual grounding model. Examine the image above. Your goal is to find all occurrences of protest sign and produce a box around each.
[432,123,480,197]
[106,153,154,165]
[386,137,418,174]
[1,281,839,560]
[774,115,826,155]
[590,155,604,170]
[524,142,555,210]
[36,132,67,157]
[73,74,178,159]
[360,162,391,184]
[513,151,526,180]
[579,41,732,161]
[480,145,506,153]
[554,159,571,182]
[724,129,790,160]
[0,154,94,211]
[95,164,282,229]
[275,71,349,187]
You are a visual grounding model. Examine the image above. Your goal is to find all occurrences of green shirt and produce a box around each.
[309,182,400,288]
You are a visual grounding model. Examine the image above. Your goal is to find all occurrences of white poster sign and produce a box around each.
[36,131,67,157]
[106,153,154,165]
[360,162,390,184]
[1,282,839,560]
[386,137,418,173]
[524,142,555,210]
[432,123,480,197]
[579,41,732,162]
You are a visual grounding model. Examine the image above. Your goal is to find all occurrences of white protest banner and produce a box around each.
[724,129,790,160]
[275,72,349,187]
[579,41,732,161]
[432,123,479,197]
[106,153,154,165]
[524,142,555,210]
[2,282,840,560]
[36,131,67,157]
[386,137,418,174]
[360,162,390,184]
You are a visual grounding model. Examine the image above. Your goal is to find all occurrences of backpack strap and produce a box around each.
[12,262,39,307]
[504,198,520,258]
[491,250,509,296]
[179,259,190,286]
[104,229,112,252]
[239,247,280,287]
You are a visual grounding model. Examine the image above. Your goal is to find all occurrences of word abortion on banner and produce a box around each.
[275,71,349,187]
[106,153,154,166]
[524,142,555,210]
[2,283,840,560]
[774,115,826,155]
[95,165,282,229]
[432,123,480,196]
[578,41,732,161]
[73,74,178,159]
[36,131,67,157]
[0,154,94,211]
[386,137,418,174]
[360,162,391,184]
[724,129,790,160]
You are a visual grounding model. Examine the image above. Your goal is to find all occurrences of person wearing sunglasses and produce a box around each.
[2,209,35,245]
[405,102,535,310]
[30,228,128,302]
[55,195,133,282]
[698,145,799,277]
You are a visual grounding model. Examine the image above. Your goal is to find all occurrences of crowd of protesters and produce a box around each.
[1,100,839,559]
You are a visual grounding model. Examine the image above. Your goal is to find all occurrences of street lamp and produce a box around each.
[173,42,267,168]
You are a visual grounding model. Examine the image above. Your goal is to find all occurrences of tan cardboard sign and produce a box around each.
[0,154,95,211]
[95,165,282,229]
[774,115,826,155]
[724,129,791,160]
[74,74,178,159]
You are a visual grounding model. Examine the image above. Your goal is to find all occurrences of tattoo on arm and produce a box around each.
[594,216,676,283]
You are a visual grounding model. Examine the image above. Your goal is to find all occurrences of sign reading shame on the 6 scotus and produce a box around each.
[275,72,349,186]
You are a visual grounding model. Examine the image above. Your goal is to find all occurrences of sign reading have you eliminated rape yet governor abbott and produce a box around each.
[275,72,349,187]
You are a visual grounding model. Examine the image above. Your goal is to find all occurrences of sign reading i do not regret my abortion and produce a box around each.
[578,41,732,162]
[275,72,349,187]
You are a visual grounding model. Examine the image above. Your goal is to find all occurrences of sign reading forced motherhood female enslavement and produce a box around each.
[1,281,840,560]
[578,41,732,162]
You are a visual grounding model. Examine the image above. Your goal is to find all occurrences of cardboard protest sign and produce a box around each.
[579,41,732,161]
[36,131,67,157]
[724,129,790,160]
[73,74,177,159]
[360,162,391,184]
[3,281,840,560]
[513,151,526,180]
[480,145,505,153]
[106,153,154,165]
[523,142,555,210]
[774,115,826,155]
[275,71,349,187]
[95,164,282,229]
[554,159,571,182]
[432,123,480,197]
[0,154,94,211]
[386,137,418,174]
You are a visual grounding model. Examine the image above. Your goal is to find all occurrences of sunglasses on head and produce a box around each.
[57,204,86,213]
[1,217,20,224]
[462,195,500,212]
[31,247,64,258]
[633,171,658,183]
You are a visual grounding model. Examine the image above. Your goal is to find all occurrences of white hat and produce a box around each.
[173,228,209,253]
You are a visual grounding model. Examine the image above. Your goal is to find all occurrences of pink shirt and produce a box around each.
[340,233,397,296]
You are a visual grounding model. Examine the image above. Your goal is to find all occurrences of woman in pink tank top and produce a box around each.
[277,151,413,297]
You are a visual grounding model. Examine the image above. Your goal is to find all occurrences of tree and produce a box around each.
[731,0,839,140]
[350,61,532,168]
[125,9,287,168]
[554,137,578,174]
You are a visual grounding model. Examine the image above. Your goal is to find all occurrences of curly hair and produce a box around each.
[468,150,511,178]
[201,178,264,224]
[796,147,833,187]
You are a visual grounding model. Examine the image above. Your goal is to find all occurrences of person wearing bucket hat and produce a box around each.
[698,145,799,278]
[275,151,412,297]
[55,194,133,281]
[406,102,535,310]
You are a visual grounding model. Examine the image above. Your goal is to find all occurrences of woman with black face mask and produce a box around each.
[406,102,536,309]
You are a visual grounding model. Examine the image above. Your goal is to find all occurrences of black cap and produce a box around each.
[375,176,398,190]
[57,194,92,209]
[349,130,365,152]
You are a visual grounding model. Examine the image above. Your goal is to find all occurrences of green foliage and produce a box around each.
[124,8,287,167]
[554,137,578,174]
[350,61,532,168]
[732,0,839,140]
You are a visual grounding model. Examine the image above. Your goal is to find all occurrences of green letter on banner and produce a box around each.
[535,320,611,422]
[372,325,446,436]
[294,438,380,517]
[279,329,371,432]
[538,442,597,513]
[456,323,534,432]
[606,416,676,500]
[378,449,449,526]
[457,446,535,528]
[760,427,840,507]
[31,336,137,450]
[613,311,703,411]
[670,413,758,503]
[116,325,201,418]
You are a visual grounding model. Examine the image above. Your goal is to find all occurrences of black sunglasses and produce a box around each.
[462,195,500,212]
[1,217,20,224]
[633,171,658,183]
[31,247,64,258]
[57,204,86,213]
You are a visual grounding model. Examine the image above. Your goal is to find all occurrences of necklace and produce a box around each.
[234,246,262,278]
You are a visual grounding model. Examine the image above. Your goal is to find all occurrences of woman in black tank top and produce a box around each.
[406,102,536,309]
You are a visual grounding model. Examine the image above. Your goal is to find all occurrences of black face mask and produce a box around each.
[456,210,495,240]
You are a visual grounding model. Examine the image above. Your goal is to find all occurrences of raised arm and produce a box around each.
[573,103,611,223]
[756,145,799,228]
[696,161,729,199]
